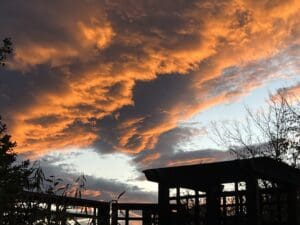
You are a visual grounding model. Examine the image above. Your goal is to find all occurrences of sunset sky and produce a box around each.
[1,0,300,202]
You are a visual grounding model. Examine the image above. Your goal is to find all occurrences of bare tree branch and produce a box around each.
[209,90,300,168]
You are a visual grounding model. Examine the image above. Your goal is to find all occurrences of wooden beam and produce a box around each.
[158,183,170,225]
[246,178,260,225]
[111,203,118,225]
[287,186,298,225]
[206,185,221,225]
[100,204,110,225]
[116,203,158,210]
[176,186,180,206]
[195,190,199,225]
[142,210,152,225]
[21,191,109,208]
[125,209,129,225]
[144,158,300,188]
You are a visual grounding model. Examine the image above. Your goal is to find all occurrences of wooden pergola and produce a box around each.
[144,157,300,225]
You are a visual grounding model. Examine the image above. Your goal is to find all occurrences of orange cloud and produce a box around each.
[78,20,115,49]
[11,45,78,70]
[138,153,161,165]
[282,84,300,97]
[271,83,300,104]
[83,189,102,199]
[1,0,299,157]
[167,157,216,167]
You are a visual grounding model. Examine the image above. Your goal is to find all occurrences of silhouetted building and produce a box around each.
[144,157,300,225]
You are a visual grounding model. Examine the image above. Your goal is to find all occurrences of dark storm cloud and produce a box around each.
[94,43,300,156]
[93,74,194,153]
[0,0,299,158]
[26,154,157,203]
[132,125,232,170]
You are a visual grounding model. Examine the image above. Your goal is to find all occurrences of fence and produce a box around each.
[111,203,158,225]
[15,192,158,225]
[20,191,110,225]
[7,189,300,225]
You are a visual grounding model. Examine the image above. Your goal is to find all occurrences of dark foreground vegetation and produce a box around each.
[0,38,102,224]
[0,115,94,224]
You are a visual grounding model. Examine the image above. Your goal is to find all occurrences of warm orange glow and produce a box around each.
[84,189,102,198]
[139,153,161,165]
[11,45,78,70]
[78,21,115,49]
[2,0,299,159]
[167,157,216,167]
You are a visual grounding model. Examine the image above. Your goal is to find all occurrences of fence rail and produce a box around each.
[111,203,158,225]
[18,191,110,225]
[16,191,158,225]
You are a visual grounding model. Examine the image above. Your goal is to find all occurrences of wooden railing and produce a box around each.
[20,191,110,225]
[17,192,159,225]
[111,203,158,225]
[10,189,299,225]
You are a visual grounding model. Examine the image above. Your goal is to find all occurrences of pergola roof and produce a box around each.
[143,157,300,190]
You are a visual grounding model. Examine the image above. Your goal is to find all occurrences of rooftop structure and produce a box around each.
[144,157,300,225]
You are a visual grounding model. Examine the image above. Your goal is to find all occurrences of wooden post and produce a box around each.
[276,189,282,223]
[246,178,260,225]
[287,186,298,225]
[0,205,3,225]
[97,207,100,225]
[142,210,152,225]
[158,183,170,225]
[47,202,52,224]
[55,204,59,225]
[125,209,129,225]
[111,203,118,225]
[97,205,110,225]
[206,185,221,225]
[176,186,180,206]
[94,207,97,216]
[195,190,199,225]
[235,182,239,216]
[61,206,67,225]
[235,181,239,224]
[222,196,226,217]
[176,186,181,220]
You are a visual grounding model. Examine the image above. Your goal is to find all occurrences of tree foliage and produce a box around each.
[0,38,91,224]
[0,117,89,224]
[210,91,300,168]
[0,116,33,223]
[0,38,13,66]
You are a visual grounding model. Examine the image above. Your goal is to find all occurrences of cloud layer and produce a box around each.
[35,154,156,202]
[0,0,300,162]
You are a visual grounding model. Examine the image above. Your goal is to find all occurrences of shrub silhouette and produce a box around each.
[0,39,92,224]
[0,38,13,66]
[0,117,92,224]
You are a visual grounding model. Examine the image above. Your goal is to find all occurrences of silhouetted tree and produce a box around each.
[0,38,93,224]
[0,38,13,66]
[0,117,91,224]
[0,117,33,224]
[0,38,30,223]
[211,91,300,168]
